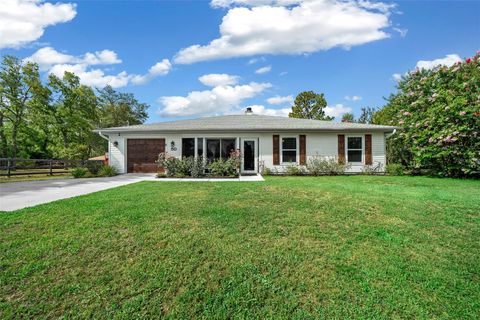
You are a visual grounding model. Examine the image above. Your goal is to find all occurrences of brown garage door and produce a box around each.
[127,139,165,173]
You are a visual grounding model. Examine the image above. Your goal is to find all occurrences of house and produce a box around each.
[96,108,397,174]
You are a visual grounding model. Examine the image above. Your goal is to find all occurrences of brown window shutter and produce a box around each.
[365,134,372,165]
[338,135,345,164]
[299,135,306,165]
[273,135,280,165]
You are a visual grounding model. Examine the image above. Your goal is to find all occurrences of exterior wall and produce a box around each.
[107,131,387,174]
[108,136,125,173]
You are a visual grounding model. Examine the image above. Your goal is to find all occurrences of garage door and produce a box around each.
[127,139,165,173]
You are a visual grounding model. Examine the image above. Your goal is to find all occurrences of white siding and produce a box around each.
[108,136,125,173]
[372,132,386,167]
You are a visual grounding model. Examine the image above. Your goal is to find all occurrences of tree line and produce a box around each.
[0,55,149,160]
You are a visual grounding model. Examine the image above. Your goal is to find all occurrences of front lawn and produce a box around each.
[1,176,479,318]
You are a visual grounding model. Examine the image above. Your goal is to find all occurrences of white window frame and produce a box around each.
[280,136,298,164]
[345,135,364,164]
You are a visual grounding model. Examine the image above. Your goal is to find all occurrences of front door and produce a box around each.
[242,139,256,173]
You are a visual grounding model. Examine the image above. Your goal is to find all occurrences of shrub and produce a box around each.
[86,161,103,175]
[156,153,207,178]
[208,158,238,177]
[156,153,180,177]
[307,155,351,175]
[190,156,207,178]
[285,165,306,176]
[361,163,383,175]
[386,163,404,176]
[156,172,167,178]
[262,167,272,176]
[98,165,118,177]
[71,167,88,178]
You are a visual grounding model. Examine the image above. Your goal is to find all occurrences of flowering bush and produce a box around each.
[284,165,306,176]
[208,150,241,177]
[156,152,207,177]
[306,155,351,175]
[374,52,480,178]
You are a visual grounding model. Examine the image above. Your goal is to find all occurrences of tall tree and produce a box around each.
[47,72,98,159]
[289,91,333,120]
[97,85,149,127]
[0,56,43,159]
[341,113,355,122]
[357,107,376,124]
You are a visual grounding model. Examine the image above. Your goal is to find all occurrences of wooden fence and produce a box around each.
[0,158,103,177]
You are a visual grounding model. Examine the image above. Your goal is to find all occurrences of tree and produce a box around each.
[0,56,43,159]
[373,52,480,178]
[289,91,333,120]
[357,107,376,124]
[47,72,98,159]
[97,85,149,128]
[341,113,355,122]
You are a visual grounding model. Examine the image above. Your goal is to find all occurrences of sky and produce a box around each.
[0,0,479,123]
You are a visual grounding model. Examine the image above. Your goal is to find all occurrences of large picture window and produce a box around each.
[347,137,362,163]
[182,138,195,158]
[206,138,236,162]
[281,137,297,163]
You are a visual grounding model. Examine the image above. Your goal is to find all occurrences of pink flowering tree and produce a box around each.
[373,52,480,178]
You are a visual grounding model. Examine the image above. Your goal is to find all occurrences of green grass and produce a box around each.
[1,176,479,319]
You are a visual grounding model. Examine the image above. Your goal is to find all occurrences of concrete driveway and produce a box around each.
[0,174,156,212]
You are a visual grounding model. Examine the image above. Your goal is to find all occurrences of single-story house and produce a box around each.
[96,108,397,174]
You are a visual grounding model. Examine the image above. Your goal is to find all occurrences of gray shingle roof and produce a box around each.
[97,115,397,133]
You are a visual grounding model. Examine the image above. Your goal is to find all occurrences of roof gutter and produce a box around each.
[97,130,109,141]
[385,128,397,138]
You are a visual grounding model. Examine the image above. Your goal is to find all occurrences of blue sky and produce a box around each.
[0,0,479,123]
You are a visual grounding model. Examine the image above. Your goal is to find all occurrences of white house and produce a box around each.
[96,108,397,174]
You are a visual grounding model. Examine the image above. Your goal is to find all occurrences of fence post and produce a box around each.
[49,159,53,176]
[7,159,11,177]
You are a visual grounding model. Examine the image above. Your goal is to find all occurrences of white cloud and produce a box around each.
[26,47,121,70]
[247,57,266,64]
[211,0,301,8]
[267,95,293,105]
[158,77,271,116]
[255,65,272,74]
[392,73,403,82]
[82,50,122,65]
[49,64,131,88]
[392,53,463,82]
[175,0,393,64]
[393,27,408,37]
[344,95,362,101]
[198,73,240,87]
[131,59,172,85]
[27,47,170,88]
[244,104,291,117]
[0,0,77,49]
[415,54,462,70]
[324,104,352,118]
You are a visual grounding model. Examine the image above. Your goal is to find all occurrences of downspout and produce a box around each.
[383,129,397,168]
[98,131,110,166]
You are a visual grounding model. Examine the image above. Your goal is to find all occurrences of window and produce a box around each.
[197,138,203,157]
[182,138,195,158]
[221,139,236,159]
[347,137,362,163]
[206,139,220,162]
[206,138,236,162]
[281,137,297,163]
